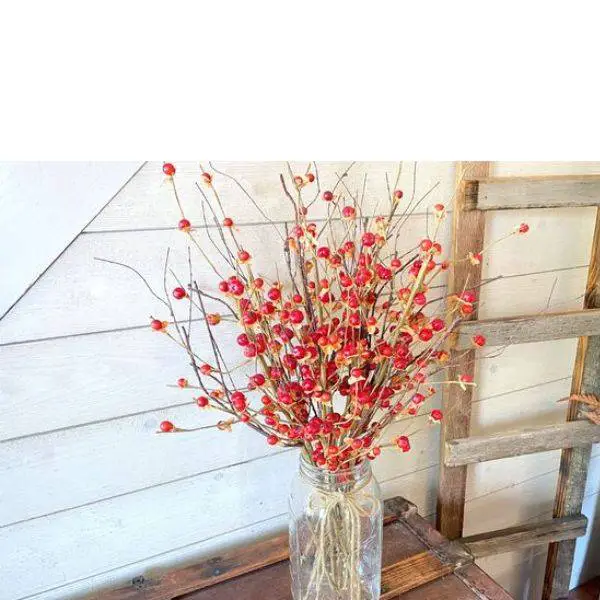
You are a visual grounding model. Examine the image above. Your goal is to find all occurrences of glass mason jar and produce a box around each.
[289,455,383,600]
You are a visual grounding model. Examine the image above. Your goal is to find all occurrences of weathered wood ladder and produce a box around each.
[437,162,600,599]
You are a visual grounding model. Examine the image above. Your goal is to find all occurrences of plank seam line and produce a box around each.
[82,210,441,235]
[0,265,589,349]
[0,162,147,324]
[0,447,295,531]
[0,375,571,444]
[0,444,439,530]
[8,466,438,600]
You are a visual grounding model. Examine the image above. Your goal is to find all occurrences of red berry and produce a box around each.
[322,190,334,202]
[430,409,443,422]
[267,287,281,301]
[178,218,191,231]
[244,344,257,358]
[223,217,234,227]
[472,334,486,347]
[267,434,279,445]
[519,223,529,234]
[254,278,264,289]
[306,173,315,183]
[362,232,376,247]
[419,328,433,342]
[393,190,403,200]
[173,287,186,300]
[177,377,188,388]
[162,163,175,176]
[231,391,247,411]
[240,413,251,423]
[200,363,212,375]
[229,280,245,296]
[317,246,331,259]
[290,309,304,324]
[160,420,174,432]
[342,206,356,219]
[396,435,410,452]
[218,281,229,293]
[251,373,266,386]
[420,239,433,252]
[197,396,209,408]
[238,249,251,262]
[431,318,445,332]
[150,319,165,331]
[414,292,427,306]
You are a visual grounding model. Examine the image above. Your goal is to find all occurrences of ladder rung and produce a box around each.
[464,174,600,211]
[459,515,588,558]
[456,308,600,348]
[444,420,600,467]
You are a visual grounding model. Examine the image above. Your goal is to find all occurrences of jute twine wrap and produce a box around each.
[303,475,378,600]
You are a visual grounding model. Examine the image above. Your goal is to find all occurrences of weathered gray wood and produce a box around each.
[464,175,600,211]
[444,421,600,467]
[544,207,600,600]
[460,516,588,558]
[438,162,490,541]
[456,309,600,349]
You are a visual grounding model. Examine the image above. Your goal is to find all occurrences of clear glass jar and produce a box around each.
[288,455,383,600]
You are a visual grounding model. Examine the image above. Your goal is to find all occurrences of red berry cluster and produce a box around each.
[147,164,523,471]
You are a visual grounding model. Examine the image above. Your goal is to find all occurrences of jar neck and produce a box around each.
[299,454,372,492]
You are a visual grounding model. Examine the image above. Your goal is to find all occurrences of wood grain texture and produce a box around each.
[453,564,515,600]
[444,421,600,467]
[96,497,502,600]
[437,161,490,540]
[464,176,600,211]
[457,309,600,349]
[460,516,587,558]
[544,207,600,600]
[380,552,454,599]
[97,509,401,600]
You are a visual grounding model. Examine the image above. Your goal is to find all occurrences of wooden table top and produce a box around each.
[95,497,514,599]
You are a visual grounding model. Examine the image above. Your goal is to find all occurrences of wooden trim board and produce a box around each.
[456,309,600,349]
[437,161,490,540]
[460,516,587,558]
[444,421,600,467]
[464,175,600,211]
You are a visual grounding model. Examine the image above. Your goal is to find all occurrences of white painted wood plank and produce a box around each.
[0,162,142,318]
[0,325,242,441]
[0,452,437,600]
[0,223,588,346]
[0,405,439,527]
[0,214,442,344]
[483,206,596,280]
[86,161,455,232]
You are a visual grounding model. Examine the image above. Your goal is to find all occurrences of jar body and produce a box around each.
[288,457,383,600]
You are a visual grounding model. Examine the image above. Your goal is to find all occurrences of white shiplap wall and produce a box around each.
[0,161,599,600]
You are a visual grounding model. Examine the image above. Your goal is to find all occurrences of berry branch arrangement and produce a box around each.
[99,162,529,470]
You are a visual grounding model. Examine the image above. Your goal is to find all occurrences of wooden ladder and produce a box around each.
[436,162,600,600]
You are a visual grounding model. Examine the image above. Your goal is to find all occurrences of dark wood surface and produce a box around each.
[93,496,513,600]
